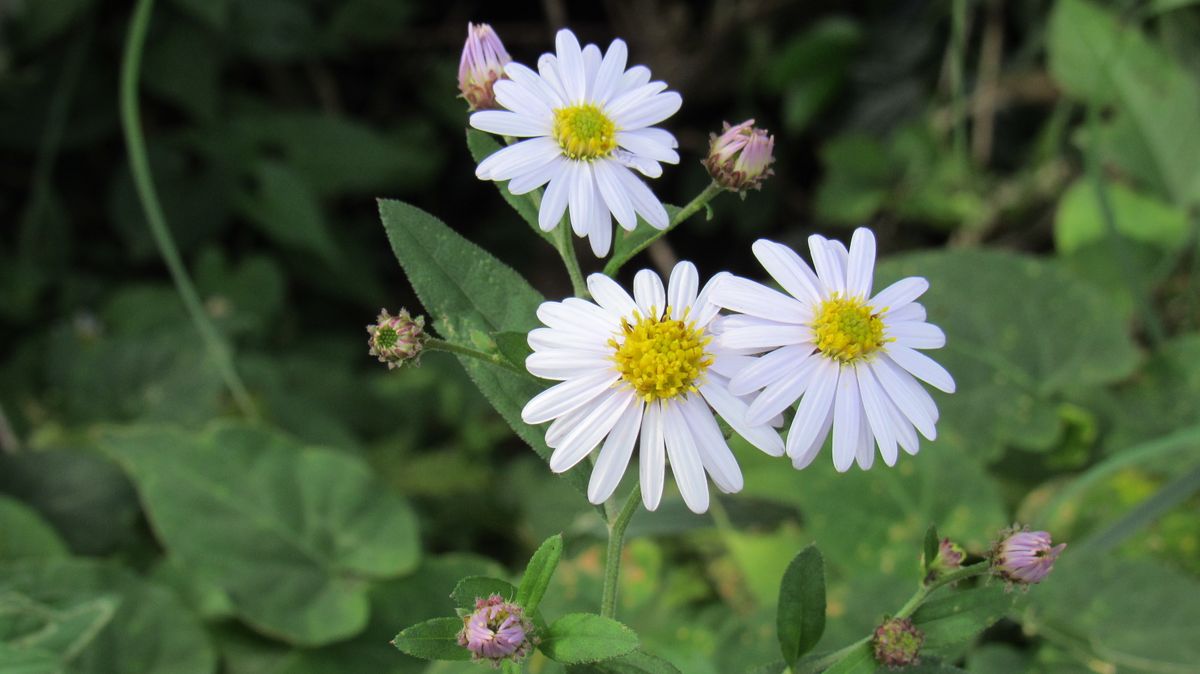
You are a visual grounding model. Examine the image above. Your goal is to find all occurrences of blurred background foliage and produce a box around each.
[2,0,1200,672]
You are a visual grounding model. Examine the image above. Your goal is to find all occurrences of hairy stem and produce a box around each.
[600,484,642,618]
[120,0,257,418]
[554,218,589,297]
[602,181,725,277]
[425,338,533,379]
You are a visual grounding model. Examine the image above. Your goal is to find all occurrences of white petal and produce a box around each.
[528,327,610,354]
[616,65,651,94]
[545,400,595,448]
[526,350,613,380]
[886,344,956,392]
[832,369,863,472]
[617,151,663,178]
[856,364,897,467]
[887,322,946,350]
[717,322,811,351]
[710,350,754,379]
[475,137,560,181]
[469,110,550,138]
[639,400,666,511]
[729,344,814,395]
[568,161,594,237]
[492,79,552,122]
[854,411,875,470]
[591,39,627,104]
[663,401,710,513]
[881,388,921,457]
[521,370,619,424]
[612,92,682,130]
[887,302,926,323]
[710,275,810,323]
[790,406,833,470]
[870,357,937,440]
[592,159,637,232]
[604,82,668,121]
[751,239,823,305]
[680,394,743,493]
[785,358,838,458]
[537,297,612,333]
[588,273,639,319]
[507,156,565,195]
[581,43,602,95]
[668,262,699,315]
[871,277,929,313]
[609,163,668,229]
[537,54,569,102]
[808,235,845,295]
[555,29,586,103]
[745,353,817,426]
[633,269,667,316]
[616,130,680,164]
[845,228,876,299]
[503,61,564,109]
[588,397,644,504]
[699,379,785,456]
[691,272,731,328]
[587,185,613,257]
[550,389,634,472]
[539,173,570,232]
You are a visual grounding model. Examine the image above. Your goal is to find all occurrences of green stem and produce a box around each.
[793,637,871,674]
[553,218,589,297]
[1086,105,1166,346]
[425,338,532,379]
[600,484,642,619]
[120,0,257,418]
[602,181,725,277]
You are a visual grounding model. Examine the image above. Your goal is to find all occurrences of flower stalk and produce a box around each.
[600,484,642,619]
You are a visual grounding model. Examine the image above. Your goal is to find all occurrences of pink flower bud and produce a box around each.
[457,595,537,667]
[991,526,1065,586]
[366,308,426,369]
[704,119,775,193]
[872,616,924,669]
[458,23,511,111]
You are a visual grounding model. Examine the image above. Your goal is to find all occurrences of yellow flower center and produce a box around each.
[812,295,887,364]
[553,104,617,160]
[610,309,713,402]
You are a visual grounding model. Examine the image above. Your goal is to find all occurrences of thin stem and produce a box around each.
[425,338,532,379]
[602,181,725,277]
[554,219,589,297]
[600,484,642,619]
[1086,105,1166,346]
[120,0,257,418]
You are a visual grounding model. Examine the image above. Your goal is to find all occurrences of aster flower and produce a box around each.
[520,262,784,513]
[704,119,775,193]
[458,23,512,111]
[470,28,682,257]
[457,594,537,667]
[991,526,1065,586]
[709,228,955,471]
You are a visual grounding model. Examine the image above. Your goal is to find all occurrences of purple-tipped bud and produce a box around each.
[872,617,924,669]
[457,595,537,667]
[925,537,966,583]
[704,119,776,193]
[458,23,511,111]
[367,308,426,369]
[991,526,1065,587]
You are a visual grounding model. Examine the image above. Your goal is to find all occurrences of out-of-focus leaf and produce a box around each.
[1058,237,1168,323]
[1054,178,1188,253]
[1105,335,1200,452]
[763,18,861,132]
[876,249,1140,457]
[569,649,684,673]
[776,545,826,665]
[168,0,232,28]
[0,644,59,674]
[820,642,876,674]
[0,496,67,561]
[0,559,216,674]
[0,591,118,663]
[814,134,894,225]
[10,0,94,49]
[911,585,1015,651]
[237,159,338,262]
[143,17,222,121]
[227,0,319,61]
[99,422,420,646]
[541,614,639,664]
[327,0,416,46]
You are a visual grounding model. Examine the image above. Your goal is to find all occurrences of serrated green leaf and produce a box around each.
[603,205,683,276]
[541,614,639,664]
[391,617,470,661]
[517,534,563,614]
[451,577,517,610]
[98,422,420,646]
[777,545,826,665]
[492,331,533,370]
[568,649,683,673]
[911,585,1015,651]
[466,129,555,247]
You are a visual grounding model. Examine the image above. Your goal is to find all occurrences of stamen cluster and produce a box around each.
[553,104,618,160]
[610,309,713,402]
[812,295,886,363]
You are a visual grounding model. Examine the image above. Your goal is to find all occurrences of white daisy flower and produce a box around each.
[520,262,784,513]
[470,28,682,257]
[709,228,955,472]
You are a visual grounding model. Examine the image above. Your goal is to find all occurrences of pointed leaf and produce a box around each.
[451,576,517,610]
[777,545,827,665]
[516,534,563,613]
[466,129,555,246]
[922,524,940,576]
[541,613,639,664]
[392,617,470,661]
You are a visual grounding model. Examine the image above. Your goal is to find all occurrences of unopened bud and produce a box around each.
[991,526,1065,587]
[457,594,538,668]
[925,537,966,583]
[704,119,775,193]
[872,617,924,669]
[367,308,426,369]
[458,23,511,111]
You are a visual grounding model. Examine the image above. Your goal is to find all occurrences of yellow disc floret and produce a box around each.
[812,295,887,364]
[553,104,618,160]
[610,308,713,402]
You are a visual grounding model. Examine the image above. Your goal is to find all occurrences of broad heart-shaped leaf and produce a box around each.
[603,205,682,277]
[911,585,1015,652]
[777,545,826,665]
[567,649,683,673]
[540,614,639,664]
[465,130,555,247]
[1048,0,1200,208]
[1054,178,1189,254]
[1023,553,1200,670]
[391,618,470,662]
[875,249,1139,458]
[98,422,420,646]
[378,198,596,507]
[517,533,563,614]
[0,558,215,674]
[0,496,67,561]
[451,577,517,610]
